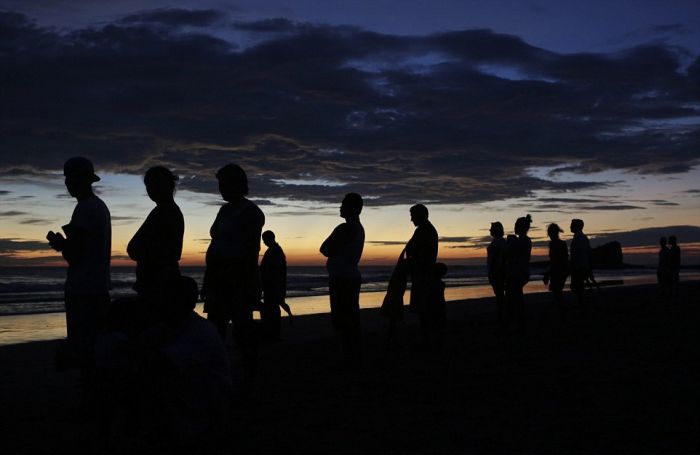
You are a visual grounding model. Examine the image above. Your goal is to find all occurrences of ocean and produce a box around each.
[0,264,487,316]
[1,264,697,345]
[0,264,691,316]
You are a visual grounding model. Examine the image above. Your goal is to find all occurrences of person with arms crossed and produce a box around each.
[320,193,365,367]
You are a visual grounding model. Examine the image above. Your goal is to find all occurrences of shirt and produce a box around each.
[127,201,184,291]
[260,243,287,292]
[65,195,111,294]
[570,232,591,272]
[321,218,365,279]
[207,199,265,263]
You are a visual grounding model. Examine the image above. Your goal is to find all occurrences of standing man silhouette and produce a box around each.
[260,230,292,340]
[569,218,591,310]
[544,223,569,321]
[320,193,365,366]
[47,157,111,371]
[487,221,506,329]
[668,235,681,301]
[657,237,670,301]
[406,204,439,347]
[504,214,532,333]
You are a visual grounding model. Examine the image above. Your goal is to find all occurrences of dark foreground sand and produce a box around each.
[1,282,699,454]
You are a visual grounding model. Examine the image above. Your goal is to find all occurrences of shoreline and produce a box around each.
[1,279,697,346]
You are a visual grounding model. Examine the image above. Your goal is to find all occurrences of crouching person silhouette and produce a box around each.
[101,276,232,451]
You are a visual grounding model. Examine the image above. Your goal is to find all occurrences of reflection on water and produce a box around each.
[3,272,698,346]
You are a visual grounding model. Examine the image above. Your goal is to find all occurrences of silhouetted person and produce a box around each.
[668,235,681,301]
[504,214,532,333]
[320,193,365,366]
[569,218,591,310]
[115,276,232,451]
[260,230,293,340]
[657,237,671,301]
[424,262,448,351]
[202,164,264,377]
[127,166,184,324]
[380,249,408,347]
[405,204,439,347]
[487,221,506,328]
[544,223,569,321]
[47,157,111,372]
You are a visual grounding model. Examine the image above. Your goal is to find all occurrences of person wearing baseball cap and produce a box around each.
[48,157,111,374]
[63,156,101,183]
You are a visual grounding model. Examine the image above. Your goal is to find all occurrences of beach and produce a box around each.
[1,281,699,454]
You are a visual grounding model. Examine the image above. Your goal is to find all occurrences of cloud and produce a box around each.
[111,215,140,222]
[590,225,700,248]
[0,254,63,266]
[535,197,605,204]
[0,211,28,217]
[649,200,680,206]
[617,23,690,44]
[1,11,699,207]
[0,190,11,196]
[370,235,490,248]
[19,218,54,225]
[366,240,407,246]
[0,237,51,253]
[119,8,228,27]
[438,236,474,243]
[580,205,646,211]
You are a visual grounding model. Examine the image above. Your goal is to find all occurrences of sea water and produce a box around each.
[1,265,695,345]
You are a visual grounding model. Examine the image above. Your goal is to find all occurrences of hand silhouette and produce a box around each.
[46,231,66,251]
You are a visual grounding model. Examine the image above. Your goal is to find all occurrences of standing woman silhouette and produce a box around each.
[504,214,532,333]
[127,166,184,323]
[202,165,265,373]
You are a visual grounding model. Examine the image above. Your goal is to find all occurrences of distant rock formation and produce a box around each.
[591,241,624,268]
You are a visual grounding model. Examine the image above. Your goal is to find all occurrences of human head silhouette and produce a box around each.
[659,237,667,247]
[490,221,504,238]
[410,204,429,227]
[340,193,363,219]
[570,218,584,234]
[514,214,532,236]
[163,275,199,322]
[262,230,276,247]
[144,166,177,203]
[63,157,99,199]
[669,235,677,246]
[547,223,563,240]
[216,164,249,202]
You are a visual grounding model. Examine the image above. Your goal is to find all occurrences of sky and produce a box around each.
[1,0,699,266]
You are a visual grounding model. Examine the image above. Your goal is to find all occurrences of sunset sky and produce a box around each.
[1,0,699,266]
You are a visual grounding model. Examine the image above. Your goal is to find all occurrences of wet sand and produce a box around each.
[1,282,699,454]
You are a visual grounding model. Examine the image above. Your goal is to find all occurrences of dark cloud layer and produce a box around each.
[119,8,227,27]
[1,10,699,206]
[0,237,51,252]
[590,225,700,248]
